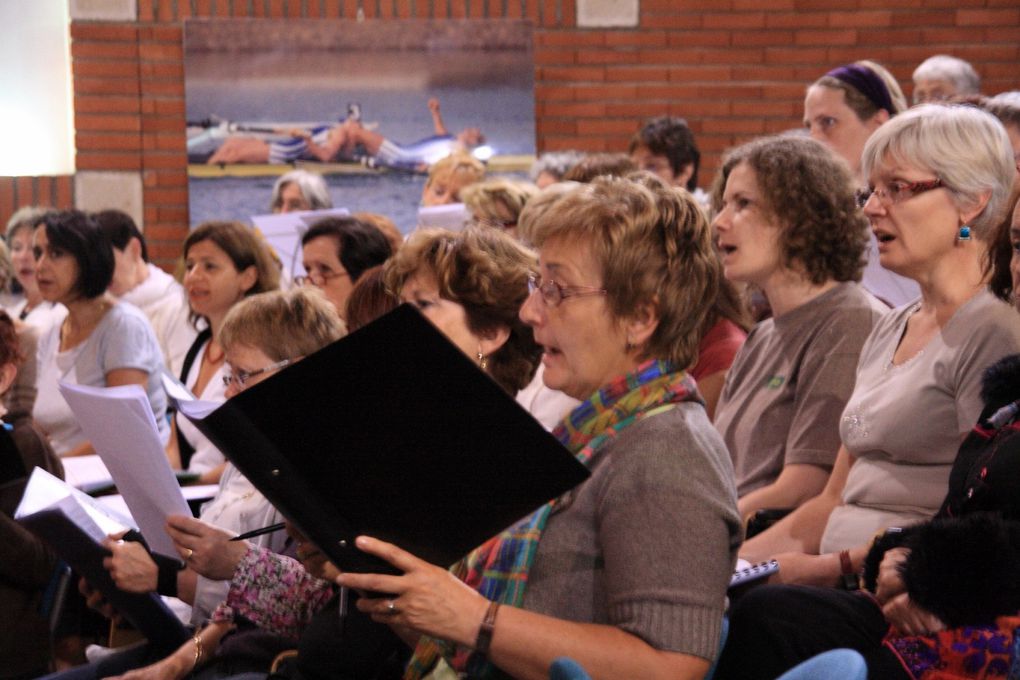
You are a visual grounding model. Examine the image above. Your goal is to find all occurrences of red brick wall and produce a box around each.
[8,0,1020,268]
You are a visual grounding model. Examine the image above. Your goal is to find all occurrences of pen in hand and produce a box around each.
[229,522,287,542]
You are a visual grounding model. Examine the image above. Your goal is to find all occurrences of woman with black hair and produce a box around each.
[31,210,168,457]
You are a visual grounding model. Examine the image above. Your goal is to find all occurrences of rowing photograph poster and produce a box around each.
[184,19,536,235]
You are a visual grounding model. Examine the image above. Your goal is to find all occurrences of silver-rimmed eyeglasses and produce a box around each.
[222,358,293,389]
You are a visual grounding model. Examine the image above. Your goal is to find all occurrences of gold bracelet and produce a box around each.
[193,634,204,669]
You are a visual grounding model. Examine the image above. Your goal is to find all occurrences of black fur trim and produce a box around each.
[902,513,1020,627]
[980,354,1020,410]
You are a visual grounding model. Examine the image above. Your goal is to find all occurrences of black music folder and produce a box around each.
[15,468,190,654]
[180,304,589,574]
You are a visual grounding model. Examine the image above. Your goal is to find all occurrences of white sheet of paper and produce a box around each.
[160,373,221,420]
[416,203,468,231]
[15,467,136,543]
[60,454,113,490]
[251,207,350,277]
[59,382,191,558]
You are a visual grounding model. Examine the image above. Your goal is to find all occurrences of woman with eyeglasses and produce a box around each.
[332,177,740,680]
[713,105,1020,680]
[296,216,392,318]
[711,135,887,524]
[167,221,280,484]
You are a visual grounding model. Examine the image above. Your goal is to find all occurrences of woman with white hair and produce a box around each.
[912,54,981,105]
[269,169,333,214]
[715,104,1020,679]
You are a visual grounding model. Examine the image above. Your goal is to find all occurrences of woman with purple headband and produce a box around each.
[806,60,917,307]
[804,60,907,179]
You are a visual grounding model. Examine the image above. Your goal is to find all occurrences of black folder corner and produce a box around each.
[182,303,589,574]
[18,508,190,654]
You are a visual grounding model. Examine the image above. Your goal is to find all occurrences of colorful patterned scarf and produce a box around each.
[404,359,702,680]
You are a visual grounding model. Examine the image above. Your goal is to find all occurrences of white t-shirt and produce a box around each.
[119,264,198,376]
[176,338,227,474]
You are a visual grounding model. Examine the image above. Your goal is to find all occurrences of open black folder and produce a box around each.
[179,304,589,575]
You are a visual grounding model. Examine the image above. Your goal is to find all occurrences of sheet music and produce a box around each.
[15,467,136,543]
[59,382,191,558]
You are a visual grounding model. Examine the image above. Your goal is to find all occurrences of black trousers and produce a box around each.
[713,585,912,680]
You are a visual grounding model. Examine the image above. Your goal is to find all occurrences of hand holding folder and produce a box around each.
[179,304,590,575]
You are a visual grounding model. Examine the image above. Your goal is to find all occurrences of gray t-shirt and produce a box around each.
[522,403,741,662]
[714,282,886,497]
[821,289,1020,552]
[33,302,169,456]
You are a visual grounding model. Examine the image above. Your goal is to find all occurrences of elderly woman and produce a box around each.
[96,229,547,680]
[714,105,1020,680]
[269,169,332,214]
[337,177,741,680]
[32,210,168,457]
[911,54,981,105]
[711,136,886,519]
[804,59,917,307]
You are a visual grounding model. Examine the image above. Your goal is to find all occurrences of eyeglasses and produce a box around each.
[855,178,944,209]
[294,267,350,287]
[527,273,606,308]
[222,358,293,389]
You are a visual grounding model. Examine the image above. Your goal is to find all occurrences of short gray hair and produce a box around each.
[528,151,584,184]
[912,55,980,95]
[270,170,332,211]
[985,91,1020,130]
[861,104,1015,236]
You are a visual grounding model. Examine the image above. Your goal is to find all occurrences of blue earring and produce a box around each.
[958,225,972,241]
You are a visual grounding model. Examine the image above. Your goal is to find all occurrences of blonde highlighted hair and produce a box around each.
[220,287,346,362]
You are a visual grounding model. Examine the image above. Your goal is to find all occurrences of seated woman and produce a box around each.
[43,288,346,680]
[31,210,168,457]
[0,309,64,677]
[296,216,392,318]
[804,59,918,308]
[104,228,548,679]
[631,171,749,420]
[337,177,741,679]
[710,136,886,519]
[169,221,279,480]
[269,169,333,214]
[460,178,539,240]
[4,206,66,332]
[714,105,1020,679]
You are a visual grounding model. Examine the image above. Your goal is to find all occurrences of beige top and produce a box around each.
[714,282,886,497]
[821,290,1020,552]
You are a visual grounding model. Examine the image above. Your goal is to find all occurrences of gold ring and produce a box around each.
[184,548,194,560]
[386,600,399,615]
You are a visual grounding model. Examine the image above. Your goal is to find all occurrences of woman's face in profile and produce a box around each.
[399,269,487,362]
[804,85,883,177]
[712,162,783,288]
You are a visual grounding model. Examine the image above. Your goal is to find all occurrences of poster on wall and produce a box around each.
[184,19,536,241]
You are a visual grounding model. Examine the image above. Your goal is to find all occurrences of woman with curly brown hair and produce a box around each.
[383,227,541,396]
[711,135,887,521]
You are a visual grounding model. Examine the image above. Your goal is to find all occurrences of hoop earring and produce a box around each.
[958,225,972,241]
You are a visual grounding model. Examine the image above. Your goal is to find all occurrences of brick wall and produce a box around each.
[6,0,1020,268]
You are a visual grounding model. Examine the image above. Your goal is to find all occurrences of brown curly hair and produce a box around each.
[528,176,719,370]
[383,228,541,394]
[710,135,869,285]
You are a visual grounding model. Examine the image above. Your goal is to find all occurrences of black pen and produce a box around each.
[229,522,287,542]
